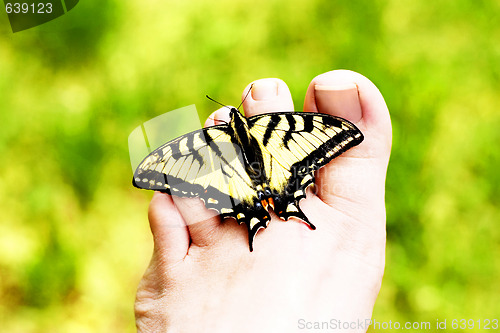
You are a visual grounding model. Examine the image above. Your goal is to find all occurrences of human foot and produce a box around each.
[135,70,391,332]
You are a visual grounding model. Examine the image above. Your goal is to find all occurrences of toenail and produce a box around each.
[314,83,362,123]
[251,80,279,101]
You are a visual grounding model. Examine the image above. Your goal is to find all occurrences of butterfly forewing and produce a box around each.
[133,126,259,212]
[247,112,363,197]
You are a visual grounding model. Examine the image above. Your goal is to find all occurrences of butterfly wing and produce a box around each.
[247,112,364,222]
[133,125,267,226]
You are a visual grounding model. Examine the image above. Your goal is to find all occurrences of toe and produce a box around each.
[172,196,222,249]
[302,70,392,225]
[148,192,190,262]
[242,78,294,116]
[172,107,232,251]
[204,107,231,127]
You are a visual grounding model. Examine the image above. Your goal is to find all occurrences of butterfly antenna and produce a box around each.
[237,83,253,111]
[206,95,232,111]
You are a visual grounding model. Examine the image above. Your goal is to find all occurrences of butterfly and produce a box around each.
[133,102,363,251]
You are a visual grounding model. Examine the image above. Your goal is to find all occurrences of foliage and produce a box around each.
[0,0,499,331]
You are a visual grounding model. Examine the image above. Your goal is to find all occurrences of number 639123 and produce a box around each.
[5,2,53,14]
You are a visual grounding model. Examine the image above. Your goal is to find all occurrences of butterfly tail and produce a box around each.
[274,196,316,230]
[237,211,271,252]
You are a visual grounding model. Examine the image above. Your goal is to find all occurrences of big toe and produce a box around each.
[303,70,392,222]
[304,70,392,160]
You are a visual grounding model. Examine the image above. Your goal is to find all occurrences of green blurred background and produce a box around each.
[1,0,499,332]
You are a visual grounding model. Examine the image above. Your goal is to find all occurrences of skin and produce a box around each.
[134,70,392,332]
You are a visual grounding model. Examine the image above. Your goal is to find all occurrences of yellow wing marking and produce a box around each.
[192,132,205,147]
[178,137,189,152]
[293,117,305,131]
[249,126,294,192]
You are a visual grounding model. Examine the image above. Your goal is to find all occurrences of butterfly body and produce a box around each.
[133,108,363,251]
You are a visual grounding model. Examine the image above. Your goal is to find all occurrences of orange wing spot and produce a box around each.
[261,200,269,210]
[268,197,275,210]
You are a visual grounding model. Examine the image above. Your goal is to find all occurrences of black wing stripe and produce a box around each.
[303,115,315,133]
[283,114,296,149]
[170,140,181,156]
[262,114,281,146]
[187,132,204,166]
